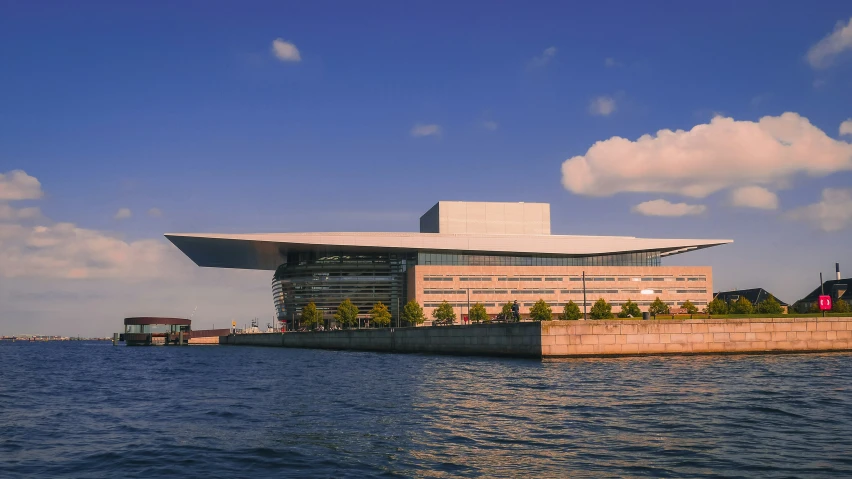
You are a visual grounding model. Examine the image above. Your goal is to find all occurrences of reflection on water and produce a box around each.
[1,342,850,478]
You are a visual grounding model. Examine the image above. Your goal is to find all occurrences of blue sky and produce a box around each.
[1,1,851,335]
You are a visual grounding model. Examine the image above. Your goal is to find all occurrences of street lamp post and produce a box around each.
[582,270,587,320]
[467,289,470,325]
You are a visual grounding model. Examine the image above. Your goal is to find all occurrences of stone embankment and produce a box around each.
[220,317,852,358]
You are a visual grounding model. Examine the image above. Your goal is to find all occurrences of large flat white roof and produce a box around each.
[165,231,733,270]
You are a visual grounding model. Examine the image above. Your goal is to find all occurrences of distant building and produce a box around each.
[714,288,789,310]
[795,278,850,312]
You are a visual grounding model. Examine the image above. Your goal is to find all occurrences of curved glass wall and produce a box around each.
[272,252,415,327]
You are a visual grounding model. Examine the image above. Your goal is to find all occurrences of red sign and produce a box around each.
[819,295,832,311]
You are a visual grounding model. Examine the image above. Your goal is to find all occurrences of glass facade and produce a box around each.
[271,249,667,327]
[124,324,189,334]
[416,251,661,267]
[272,251,416,326]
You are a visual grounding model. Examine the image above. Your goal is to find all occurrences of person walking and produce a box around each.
[512,300,520,322]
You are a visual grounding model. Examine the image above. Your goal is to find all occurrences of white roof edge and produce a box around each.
[165,231,730,241]
[165,232,732,253]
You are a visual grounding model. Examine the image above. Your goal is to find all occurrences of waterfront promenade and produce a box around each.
[221,316,852,358]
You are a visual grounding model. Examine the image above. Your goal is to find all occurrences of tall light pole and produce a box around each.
[582,270,587,320]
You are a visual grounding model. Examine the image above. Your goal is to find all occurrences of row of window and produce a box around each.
[422,301,709,308]
[422,289,708,295]
[424,276,707,283]
[417,251,662,267]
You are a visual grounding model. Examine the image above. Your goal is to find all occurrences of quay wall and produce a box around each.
[220,322,542,357]
[221,317,852,358]
[542,317,852,357]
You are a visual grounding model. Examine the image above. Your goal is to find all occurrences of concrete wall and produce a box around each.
[419,201,551,235]
[541,317,852,357]
[222,317,852,358]
[221,323,542,357]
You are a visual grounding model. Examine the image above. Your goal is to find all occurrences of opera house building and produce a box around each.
[166,201,731,325]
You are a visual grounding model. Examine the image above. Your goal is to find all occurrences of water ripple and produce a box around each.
[0,342,850,478]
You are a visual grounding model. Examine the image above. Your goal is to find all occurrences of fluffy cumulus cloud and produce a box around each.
[410,123,442,137]
[589,96,616,116]
[0,170,43,201]
[529,46,557,68]
[271,38,301,62]
[787,188,852,232]
[0,204,41,221]
[806,16,852,69]
[631,199,706,217]
[114,207,132,219]
[0,222,179,279]
[729,186,779,210]
[841,119,852,136]
[561,113,852,199]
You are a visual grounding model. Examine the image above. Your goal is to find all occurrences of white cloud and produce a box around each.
[529,46,557,68]
[0,222,178,279]
[787,188,852,232]
[589,96,616,116]
[841,119,852,136]
[114,208,132,220]
[271,38,301,62]
[806,16,852,69]
[410,123,442,138]
[561,112,852,198]
[0,170,272,336]
[482,120,498,131]
[0,205,41,221]
[148,207,163,217]
[632,199,706,217]
[0,170,43,201]
[729,186,779,210]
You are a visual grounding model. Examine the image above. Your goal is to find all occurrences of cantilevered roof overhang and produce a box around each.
[165,232,732,271]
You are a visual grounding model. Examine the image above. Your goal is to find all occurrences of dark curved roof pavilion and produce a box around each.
[123,317,191,326]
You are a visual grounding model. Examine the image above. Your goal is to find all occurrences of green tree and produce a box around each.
[832,298,851,313]
[469,302,489,323]
[369,301,392,327]
[560,300,582,320]
[529,299,552,321]
[682,300,699,315]
[432,300,456,326]
[808,302,820,313]
[649,297,670,317]
[401,300,427,326]
[707,297,728,315]
[757,295,784,315]
[617,299,641,318]
[501,301,513,319]
[334,298,359,329]
[729,296,754,315]
[590,298,614,319]
[300,301,322,330]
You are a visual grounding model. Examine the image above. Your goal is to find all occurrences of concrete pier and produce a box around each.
[220,317,852,358]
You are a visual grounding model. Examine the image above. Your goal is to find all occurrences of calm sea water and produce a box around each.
[1,342,850,478]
